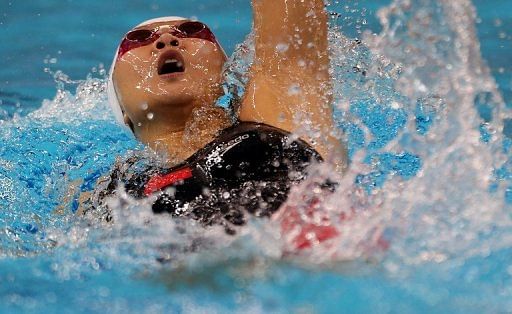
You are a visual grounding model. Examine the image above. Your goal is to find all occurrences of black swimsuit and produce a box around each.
[95,122,323,232]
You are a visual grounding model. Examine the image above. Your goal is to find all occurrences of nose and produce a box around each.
[154,33,180,50]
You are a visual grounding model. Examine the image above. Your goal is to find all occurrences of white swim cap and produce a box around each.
[107,16,187,129]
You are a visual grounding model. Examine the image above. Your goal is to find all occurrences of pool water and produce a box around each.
[1,0,512,312]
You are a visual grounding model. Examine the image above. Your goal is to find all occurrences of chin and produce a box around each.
[150,79,188,96]
[147,91,194,109]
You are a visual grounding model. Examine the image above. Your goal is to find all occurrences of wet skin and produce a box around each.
[113,0,348,170]
[113,21,229,160]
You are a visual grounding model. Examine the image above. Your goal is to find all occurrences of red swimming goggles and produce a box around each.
[117,21,218,58]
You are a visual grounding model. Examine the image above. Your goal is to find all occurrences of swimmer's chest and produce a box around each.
[123,122,321,217]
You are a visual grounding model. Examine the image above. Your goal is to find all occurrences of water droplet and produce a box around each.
[222,192,230,199]
[288,84,301,96]
[276,43,289,53]
[147,112,154,120]
[390,101,402,109]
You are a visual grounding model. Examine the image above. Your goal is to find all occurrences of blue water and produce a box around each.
[1,0,512,313]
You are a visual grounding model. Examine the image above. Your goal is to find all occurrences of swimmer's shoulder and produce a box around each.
[238,71,347,166]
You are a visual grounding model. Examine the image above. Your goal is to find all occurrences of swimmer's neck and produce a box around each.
[145,130,197,162]
[129,96,198,160]
[133,103,232,163]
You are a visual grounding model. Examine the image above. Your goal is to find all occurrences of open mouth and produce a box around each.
[157,50,185,76]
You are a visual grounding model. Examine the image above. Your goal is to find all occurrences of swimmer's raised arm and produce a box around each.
[241,0,346,167]
[250,0,330,78]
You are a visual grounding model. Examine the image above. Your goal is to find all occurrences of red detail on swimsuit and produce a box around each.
[274,185,390,253]
[277,195,341,251]
[144,167,193,196]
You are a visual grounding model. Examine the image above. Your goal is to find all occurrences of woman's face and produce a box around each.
[112,20,227,131]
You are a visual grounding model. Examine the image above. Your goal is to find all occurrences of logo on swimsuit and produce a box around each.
[205,134,251,168]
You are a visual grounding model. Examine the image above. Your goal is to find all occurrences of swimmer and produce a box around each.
[83,0,348,235]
